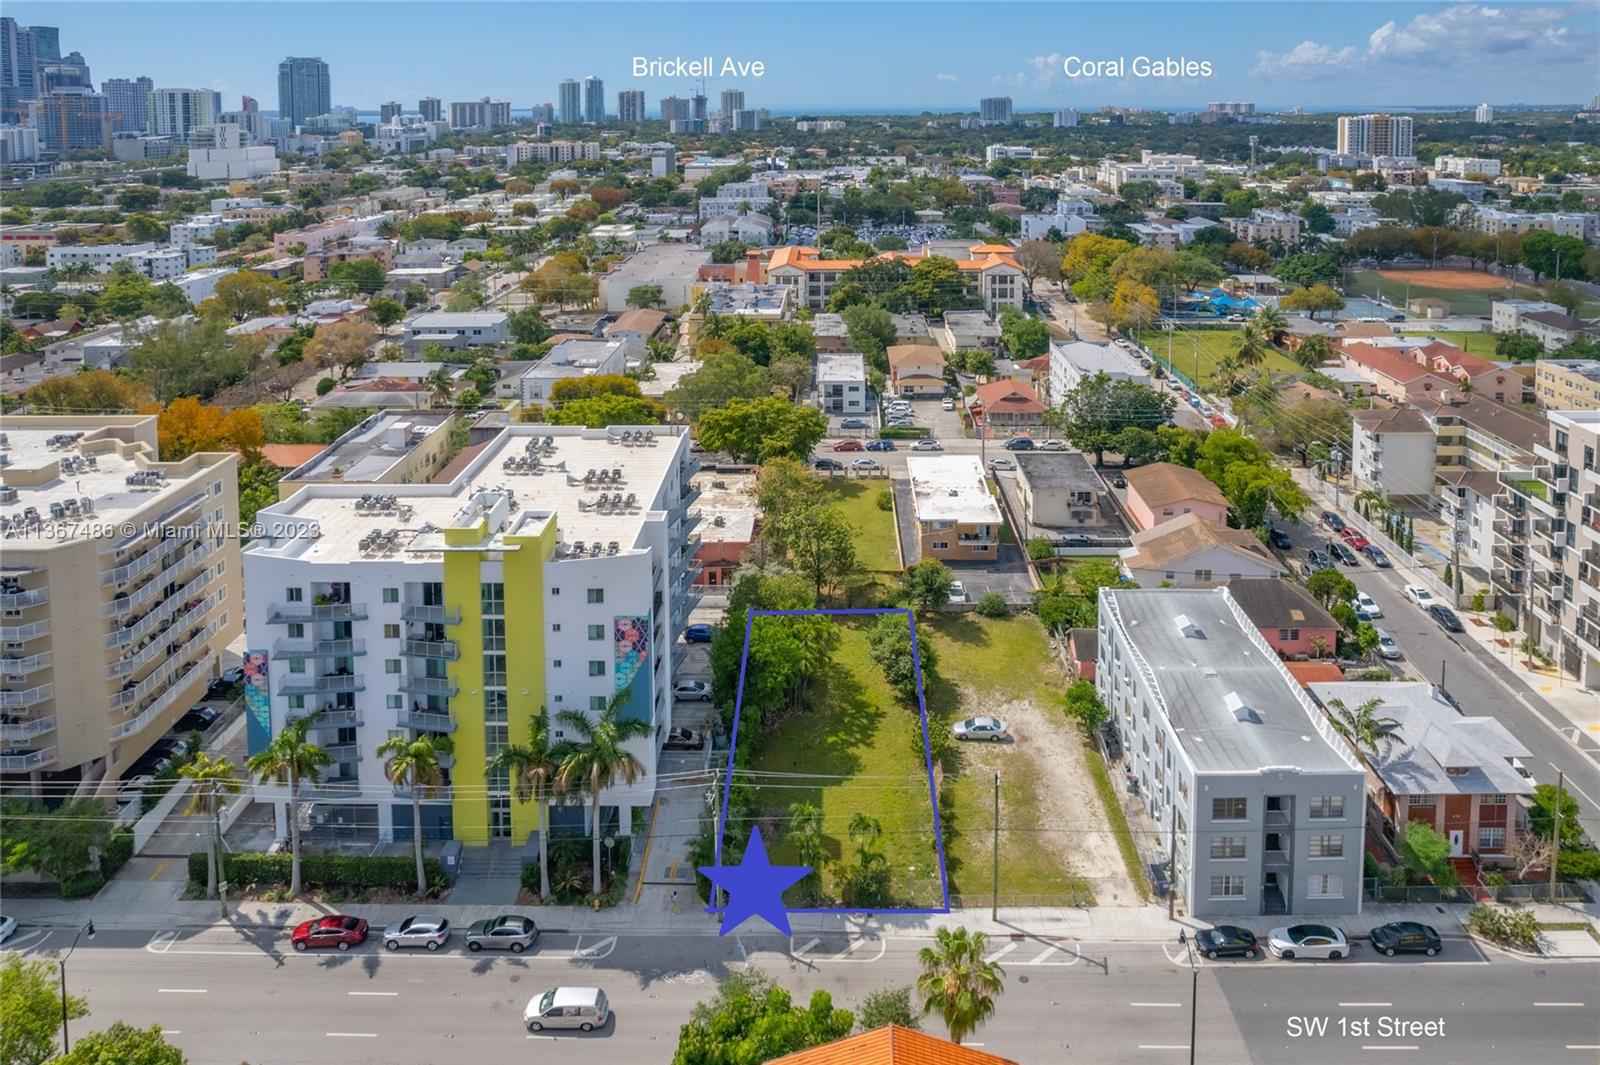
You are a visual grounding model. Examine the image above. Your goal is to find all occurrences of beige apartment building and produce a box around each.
[906,455,1002,561]
[1533,359,1600,412]
[0,416,242,793]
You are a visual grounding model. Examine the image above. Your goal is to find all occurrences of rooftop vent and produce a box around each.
[1225,691,1260,723]
[1174,614,1203,639]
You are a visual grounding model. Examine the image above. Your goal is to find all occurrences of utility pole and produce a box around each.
[991,772,1000,920]
[1439,658,1447,691]
[1550,770,1564,898]
[1331,446,1344,510]
[215,780,229,919]
[1167,810,1177,921]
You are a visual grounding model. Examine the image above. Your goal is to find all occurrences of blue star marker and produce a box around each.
[699,826,810,935]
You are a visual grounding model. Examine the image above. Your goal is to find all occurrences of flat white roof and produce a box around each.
[816,352,866,383]
[406,311,508,328]
[907,456,1002,525]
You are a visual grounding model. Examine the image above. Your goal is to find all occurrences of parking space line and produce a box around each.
[983,942,1018,964]
[1340,1002,1393,1007]
[1137,1045,1190,1050]
[1130,1002,1182,1008]
[326,1032,377,1038]
[1361,1046,1418,1052]
[148,860,168,881]
[791,937,820,957]
[348,991,398,997]
[157,988,206,994]
[1534,1002,1587,1007]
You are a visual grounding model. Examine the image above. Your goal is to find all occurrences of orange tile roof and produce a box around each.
[767,245,1020,275]
[769,1025,1018,1065]
[258,443,327,470]
[1286,661,1345,686]
[1341,342,1445,384]
[972,379,1044,414]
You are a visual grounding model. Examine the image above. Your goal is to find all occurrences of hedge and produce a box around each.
[100,830,134,879]
[60,870,105,899]
[879,427,931,440]
[519,837,632,907]
[1557,848,1600,881]
[188,851,448,894]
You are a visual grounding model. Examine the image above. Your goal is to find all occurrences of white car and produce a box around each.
[952,716,1009,741]
[0,914,15,944]
[1113,338,1131,348]
[673,680,711,701]
[1037,440,1068,451]
[1375,628,1401,660]
[910,439,944,451]
[942,398,956,411]
[115,775,153,806]
[852,458,882,471]
[948,580,968,602]
[1352,592,1383,620]
[382,915,451,951]
[1267,924,1349,960]
[1403,585,1435,608]
[988,457,1017,471]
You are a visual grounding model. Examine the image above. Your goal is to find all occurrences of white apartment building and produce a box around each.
[518,338,630,404]
[1433,155,1501,178]
[147,88,217,143]
[0,416,242,793]
[1020,198,1096,241]
[242,424,702,846]
[1350,408,1436,501]
[46,242,156,271]
[1475,103,1495,124]
[188,144,280,181]
[504,140,600,166]
[403,311,511,352]
[1474,208,1595,241]
[1096,152,1206,191]
[1336,113,1413,158]
[697,195,775,220]
[1053,109,1079,128]
[816,352,868,414]
[985,145,1038,163]
[1492,299,1565,334]
[1048,339,1148,404]
[1098,588,1366,918]
[1225,209,1303,244]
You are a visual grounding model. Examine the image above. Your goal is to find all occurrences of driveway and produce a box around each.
[890,472,921,565]
[947,547,1034,606]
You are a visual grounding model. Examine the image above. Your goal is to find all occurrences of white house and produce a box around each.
[1119,514,1285,587]
[518,338,629,404]
[816,352,868,414]
[1047,339,1148,403]
[403,311,510,353]
[1350,408,1436,501]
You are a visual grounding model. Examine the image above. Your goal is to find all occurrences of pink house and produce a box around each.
[1220,578,1341,659]
[1122,463,1229,532]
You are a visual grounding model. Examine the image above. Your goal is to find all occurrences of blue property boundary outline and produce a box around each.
[710,607,952,915]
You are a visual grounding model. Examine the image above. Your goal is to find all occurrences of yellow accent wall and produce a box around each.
[503,518,556,843]
[443,548,487,845]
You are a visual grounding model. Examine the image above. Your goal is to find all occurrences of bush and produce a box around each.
[1026,537,1056,562]
[1465,905,1540,952]
[60,870,105,899]
[1557,848,1600,882]
[875,490,893,512]
[187,851,448,895]
[975,592,1009,618]
[1469,590,1487,612]
[878,426,929,439]
[519,837,632,907]
[315,376,336,396]
[100,830,134,879]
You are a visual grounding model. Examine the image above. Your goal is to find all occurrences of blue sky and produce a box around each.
[14,2,1598,112]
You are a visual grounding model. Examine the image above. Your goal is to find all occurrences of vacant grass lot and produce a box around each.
[1399,330,1498,356]
[1158,328,1301,390]
[815,477,901,577]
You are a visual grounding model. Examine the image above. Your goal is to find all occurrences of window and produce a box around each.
[1211,837,1245,860]
[589,696,607,711]
[1211,797,1247,821]
[1309,795,1345,819]
[385,659,401,674]
[1409,794,1436,805]
[588,624,605,640]
[551,623,561,633]
[1306,873,1344,899]
[481,583,504,614]
[384,624,400,639]
[387,694,402,709]
[287,695,305,709]
[1208,875,1244,898]
[287,623,304,638]
[587,588,604,604]
[382,588,399,603]
[1481,793,1507,805]
[1277,628,1300,642]
[288,658,306,674]
[483,655,506,687]
[931,541,949,550]
[1479,826,1506,850]
[1162,508,1174,517]
[482,618,505,651]
[589,660,606,676]
[551,587,559,596]
[1194,569,1212,582]
[1164,572,1176,582]
[286,587,303,602]
[1308,835,1344,858]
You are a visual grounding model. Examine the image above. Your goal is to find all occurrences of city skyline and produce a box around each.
[6,1,1595,114]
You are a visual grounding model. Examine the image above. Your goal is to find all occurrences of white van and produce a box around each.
[524,986,610,1032]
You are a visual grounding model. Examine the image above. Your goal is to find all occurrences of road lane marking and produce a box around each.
[1027,944,1066,965]
[1340,1002,1393,1007]
[824,937,884,962]
[326,1032,378,1038]
[574,935,617,959]
[983,942,1018,963]
[791,937,820,958]
[148,860,168,881]
[157,989,207,994]
[1137,1045,1190,1050]
[1565,1047,1600,1051]
[1130,1002,1182,1008]
[1361,1046,1419,1052]
[1535,1002,1587,1007]
[348,991,398,996]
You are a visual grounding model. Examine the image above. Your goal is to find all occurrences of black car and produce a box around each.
[813,458,844,471]
[1195,925,1259,959]
[1362,544,1391,568]
[1370,921,1441,957]
[1320,511,1345,533]
[1428,604,1465,633]
[1105,470,1127,489]
[1331,542,1361,567]
[1003,438,1036,451]
[1268,527,1293,550]
[1306,547,1332,569]
[174,706,219,733]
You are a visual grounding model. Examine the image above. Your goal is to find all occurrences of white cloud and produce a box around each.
[994,53,1069,92]
[1251,40,1356,79]
[936,73,959,83]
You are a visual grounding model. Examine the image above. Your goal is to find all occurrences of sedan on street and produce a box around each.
[1429,604,1465,633]
[673,680,711,701]
[910,439,943,451]
[465,915,540,953]
[852,458,882,471]
[1375,628,1402,660]
[839,418,870,430]
[1352,592,1383,620]
[1403,585,1436,608]
[1370,921,1442,957]
[1002,438,1036,451]
[865,439,896,452]
[813,458,844,471]
[1362,545,1391,568]
[1267,924,1349,960]
[942,398,956,411]
[832,439,865,452]
[1331,543,1361,567]
[383,915,450,951]
[953,716,1009,741]
[1306,548,1332,569]
[1320,511,1346,533]
[292,915,368,952]
[1195,925,1258,959]
[1037,440,1068,451]
[988,457,1017,471]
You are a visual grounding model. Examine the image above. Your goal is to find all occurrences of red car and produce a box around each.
[832,439,865,452]
[1341,529,1370,550]
[292,915,368,952]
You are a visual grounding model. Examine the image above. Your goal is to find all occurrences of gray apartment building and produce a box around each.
[1097,588,1366,917]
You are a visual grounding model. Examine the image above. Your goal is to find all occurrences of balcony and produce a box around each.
[398,675,457,698]
[1493,569,1526,593]
[102,494,205,558]
[397,708,455,732]
[1493,517,1527,541]
[111,625,215,708]
[111,656,210,739]
[300,781,366,802]
[109,620,211,680]
[0,715,55,741]
[0,620,49,643]
[287,707,362,729]
[680,455,702,480]
[100,526,201,587]
[678,481,703,510]
[103,543,214,619]
[273,638,367,658]
[267,601,368,624]
[277,672,365,697]
[0,651,52,678]
[0,684,52,710]
[402,638,459,660]
[107,584,212,650]
[400,604,460,625]
[393,783,453,800]
[0,587,46,610]
[322,741,359,761]
[1576,614,1600,656]
[0,747,57,772]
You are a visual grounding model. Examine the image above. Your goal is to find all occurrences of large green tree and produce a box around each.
[898,559,955,615]
[0,798,111,888]
[666,351,771,420]
[916,927,1007,1046]
[672,968,853,1065]
[696,396,827,464]
[1054,373,1175,465]
[50,1023,187,1065]
[1,954,87,1065]
[867,612,937,701]
[772,502,857,602]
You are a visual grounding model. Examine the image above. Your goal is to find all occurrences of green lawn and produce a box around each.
[1399,330,1498,356]
[1158,328,1301,391]
[816,477,901,576]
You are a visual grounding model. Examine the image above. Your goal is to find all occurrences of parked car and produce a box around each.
[1003,438,1035,451]
[1037,440,1068,451]
[813,458,844,471]
[1058,533,1095,547]
[839,418,870,430]
[115,775,153,805]
[1370,922,1441,957]
[1340,529,1370,551]
[1352,592,1383,620]
[953,716,1009,741]
[1267,924,1349,960]
[832,439,865,452]
[1195,925,1258,959]
[1306,548,1332,569]
[1268,526,1292,550]
[0,915,15,944]
[383,915,450,951]
[942,398,956,411]
[1331,543,1361,567]
[465,915,540,953]
[662,727,704,750]
[673,680,711,701]
[1362,545,1391,568]
[948,580,967,602]
[217,666,245,686]
[1403,584,1435,608]
[683,624,714,643]
[1320,511,1346,532]
[852,458,882,471]
[988,457,1017,471]
[524,987,610,1033]
[865,439,896,452]
[887,418,916,428]
[175,706,219,733]
[292,915,368,952]
[1375,628,1402,660]
[910,439,943,451]
[1105,470,1127,489]
[1429,604,1465,633]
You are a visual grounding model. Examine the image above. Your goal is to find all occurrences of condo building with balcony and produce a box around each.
[242,425,701,846]
[0,416,242,792]
[1097,587,1366,917]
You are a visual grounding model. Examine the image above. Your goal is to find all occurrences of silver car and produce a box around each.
[952,716,1009,741]
[524,986,610,1032]
[465,914,540,953]
[382,914,450,951]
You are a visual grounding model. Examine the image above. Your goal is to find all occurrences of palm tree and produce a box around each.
[1324,696,1405,760]
[488,712,561,900]
[915,927,1007,1045]
[179,753,242,903]
[555,686,652,895]
[425,366,455,408]
[1354,488,1388,521]
[1235,334,1269,370]
[377,733,455,896]
[786,801,825,902]
[1249,305,1289,347]
[246,712,333,898]
[1294,334,1335,370]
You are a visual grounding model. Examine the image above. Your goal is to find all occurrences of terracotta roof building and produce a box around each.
[767,242,1023,314]
[971,379,1045,429]
[1120,513,1284,587]
[1122,462,1228,532]
[769,1025,1019,1065]
[259,443,329,471]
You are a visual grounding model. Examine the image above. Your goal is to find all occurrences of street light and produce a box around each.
[1175,929,1198,1065]
[59,919,94,1054]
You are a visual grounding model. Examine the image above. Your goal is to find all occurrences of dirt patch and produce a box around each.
[962,692,1142,907]
[1375,268,1508,291]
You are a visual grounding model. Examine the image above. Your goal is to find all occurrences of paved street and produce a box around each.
[8,917,1596,1065]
